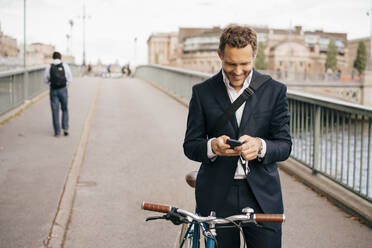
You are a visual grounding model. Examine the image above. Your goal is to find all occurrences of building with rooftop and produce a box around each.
[148,25,350,77]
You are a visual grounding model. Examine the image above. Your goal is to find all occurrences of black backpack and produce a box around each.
[50,63,67,89]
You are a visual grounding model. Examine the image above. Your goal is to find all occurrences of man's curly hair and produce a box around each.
[218,25,257,57]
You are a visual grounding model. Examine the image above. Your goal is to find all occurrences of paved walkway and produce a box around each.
[0,76,371,248]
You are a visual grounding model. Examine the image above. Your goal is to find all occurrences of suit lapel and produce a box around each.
[239,69,260,133]
[212,71,239,135]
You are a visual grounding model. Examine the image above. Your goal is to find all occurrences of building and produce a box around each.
[18,43,75,66]
[0,25,19,57]
[0,24,75,70]
[148,28,221,73]
[176,27,222,73]
[0,34,18,57]
[147,32,178,65]
[147,25,349,77]
[0,25,22,70]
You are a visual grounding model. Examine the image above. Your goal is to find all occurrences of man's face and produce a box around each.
[218,44,255,90]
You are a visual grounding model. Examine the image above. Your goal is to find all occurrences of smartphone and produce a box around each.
[226,138,243,149]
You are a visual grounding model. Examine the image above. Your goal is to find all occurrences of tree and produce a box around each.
[325,38,338,72]
[353,41,367,75]
[255,41,268,70]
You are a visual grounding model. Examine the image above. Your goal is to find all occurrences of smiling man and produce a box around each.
[183,25,292,247]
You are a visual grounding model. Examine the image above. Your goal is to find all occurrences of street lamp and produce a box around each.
[68,19,74,56]
[23,0,26,69]
[66,34,70,55]
[134,37,138,65]
[79,3,91,66]
[23,0,28,103]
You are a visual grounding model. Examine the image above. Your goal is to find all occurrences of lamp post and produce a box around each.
[82,3,86,65]
[23,0,26,69]
[80,3,90,66]
[134,37,138,65]
[66,34,70,55]
[23,0,28,103]
[68,19,74,56]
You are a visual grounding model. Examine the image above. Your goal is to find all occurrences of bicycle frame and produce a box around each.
[179,221,216,248]
[178,208,216,248]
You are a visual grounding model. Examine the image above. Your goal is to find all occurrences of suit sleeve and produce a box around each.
[183,85,212,165]
[261,85,292,165]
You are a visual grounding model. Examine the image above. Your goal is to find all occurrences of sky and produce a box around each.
[0,0,371,65]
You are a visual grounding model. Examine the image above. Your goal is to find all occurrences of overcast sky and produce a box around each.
[0,0,371,65]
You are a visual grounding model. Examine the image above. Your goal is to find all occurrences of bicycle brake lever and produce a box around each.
[164,208,187,225]
[145,216,166,221]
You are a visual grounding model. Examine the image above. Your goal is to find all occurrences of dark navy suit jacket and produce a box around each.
[183,69,292,217]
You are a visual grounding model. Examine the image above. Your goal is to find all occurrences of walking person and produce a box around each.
[44,51,72,137]
[183,25,292,247]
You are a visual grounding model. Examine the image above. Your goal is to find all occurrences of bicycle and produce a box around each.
[142,171,285,248]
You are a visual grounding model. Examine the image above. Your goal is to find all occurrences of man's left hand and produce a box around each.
[234,135,262,161]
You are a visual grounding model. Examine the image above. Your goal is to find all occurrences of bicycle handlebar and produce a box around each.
[254,214,285,222]
[141,202,172,213]
[142,202,285,224]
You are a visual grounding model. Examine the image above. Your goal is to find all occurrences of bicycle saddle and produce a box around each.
[185,171,197,188]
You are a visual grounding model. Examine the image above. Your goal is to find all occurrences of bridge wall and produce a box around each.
[0,65,81,116]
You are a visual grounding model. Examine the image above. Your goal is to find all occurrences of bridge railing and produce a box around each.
[259,69,361,83]
[135,64,372,202]
[0,64,81,116]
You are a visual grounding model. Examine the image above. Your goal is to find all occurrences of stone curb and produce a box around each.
[43,81,101,248]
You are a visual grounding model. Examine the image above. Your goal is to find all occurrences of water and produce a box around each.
[291,128,371,199]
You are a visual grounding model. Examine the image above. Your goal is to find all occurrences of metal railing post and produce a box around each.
[312,105,321,174]
[24,70,29,102]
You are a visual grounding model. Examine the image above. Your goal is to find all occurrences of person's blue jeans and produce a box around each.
[50,87,69,135]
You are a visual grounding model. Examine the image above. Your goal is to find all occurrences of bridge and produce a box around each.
[0,66,371,247]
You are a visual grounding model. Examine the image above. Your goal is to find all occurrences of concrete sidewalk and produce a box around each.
[0,77,99,248]
[0,76,371,248]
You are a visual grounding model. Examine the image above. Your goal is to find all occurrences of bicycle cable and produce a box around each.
[219,218,247,248]
[199,223,219,248]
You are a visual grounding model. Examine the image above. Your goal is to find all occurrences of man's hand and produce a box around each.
[235,135,262,161]
[211,135,240,156]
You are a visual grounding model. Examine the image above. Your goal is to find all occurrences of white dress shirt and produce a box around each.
[44,59,73,85]
[207,70,267,179]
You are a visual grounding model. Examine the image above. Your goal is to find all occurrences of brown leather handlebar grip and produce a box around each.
[141,202,172,213]
[254,214,285,222]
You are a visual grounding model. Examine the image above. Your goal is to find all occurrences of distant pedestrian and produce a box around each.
[107,64,111,77]
[121,65,126,76]
[44,51,72,137]
[88,64,92,74]
[126,64,131,77]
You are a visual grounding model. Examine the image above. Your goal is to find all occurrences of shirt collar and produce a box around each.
[221,69,253,92]
[53,59,62,65]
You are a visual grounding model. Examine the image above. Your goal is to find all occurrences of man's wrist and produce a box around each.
[207,138,217,160]
[257,138,266,158]
[257,138,262,153]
